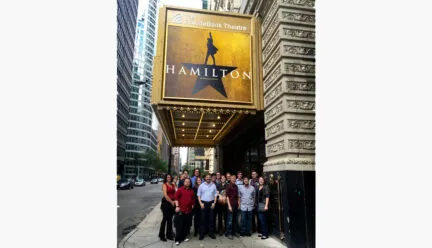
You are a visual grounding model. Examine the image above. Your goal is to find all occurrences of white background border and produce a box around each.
[1,0,432,247]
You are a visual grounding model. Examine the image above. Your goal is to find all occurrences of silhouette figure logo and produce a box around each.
[182,32,237,98]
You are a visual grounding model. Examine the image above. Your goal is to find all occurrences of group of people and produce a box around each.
[158,168,270,246]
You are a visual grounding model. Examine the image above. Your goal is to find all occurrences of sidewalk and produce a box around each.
[118,202,286,248]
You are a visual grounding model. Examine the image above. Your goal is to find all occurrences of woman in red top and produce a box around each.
[159,174,176,241]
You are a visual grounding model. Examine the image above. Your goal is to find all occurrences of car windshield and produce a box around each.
[136,179,143,182]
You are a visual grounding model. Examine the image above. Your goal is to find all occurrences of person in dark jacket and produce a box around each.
[216,174,228,235]
[256,177,270,239]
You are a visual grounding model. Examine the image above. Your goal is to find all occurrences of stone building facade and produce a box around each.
[240,1,315,247]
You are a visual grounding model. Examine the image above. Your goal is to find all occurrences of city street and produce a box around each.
[117,182,162,245]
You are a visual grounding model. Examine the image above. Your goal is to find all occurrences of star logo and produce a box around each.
[182,64,237,98]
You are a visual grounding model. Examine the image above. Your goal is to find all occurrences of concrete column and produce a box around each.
[258,0,316,172]
[242,1,315,247]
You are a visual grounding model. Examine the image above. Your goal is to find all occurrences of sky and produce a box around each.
[143,0,203,166]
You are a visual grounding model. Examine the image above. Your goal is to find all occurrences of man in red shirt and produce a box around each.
[174,178,195,246]
[225,175,240,239]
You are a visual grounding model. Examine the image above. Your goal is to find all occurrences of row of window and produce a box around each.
[128,122,154,133]
[128,114,152,124]
[127,129,152,138]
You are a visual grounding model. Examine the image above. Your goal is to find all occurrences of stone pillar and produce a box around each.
[242,0,315,247]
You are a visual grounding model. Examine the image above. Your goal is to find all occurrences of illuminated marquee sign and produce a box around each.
[153,7,262,108]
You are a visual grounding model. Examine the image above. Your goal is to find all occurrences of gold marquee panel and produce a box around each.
[152,6,263,146]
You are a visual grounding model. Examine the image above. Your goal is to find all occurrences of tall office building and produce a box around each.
[117,0,139,175]
[124,0,160,178]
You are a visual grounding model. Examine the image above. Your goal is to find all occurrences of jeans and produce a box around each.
[252,208,260,233]
[241,210,253,235]
[174,213,192,242]
[225,206,238,235]
[258,212,268,236]
[200,201,215,237]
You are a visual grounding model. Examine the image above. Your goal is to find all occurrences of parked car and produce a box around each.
[134,179,146,187]
[117,179,133,190]
[158,178,164,182]
[150,178,158,184]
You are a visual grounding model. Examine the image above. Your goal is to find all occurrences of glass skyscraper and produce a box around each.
[117,0,139,175]
[124,0,160,178]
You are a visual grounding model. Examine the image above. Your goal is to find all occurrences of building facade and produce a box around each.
[204,0,242,12]
[157,126,170,162]
[207,1,316,247]
[117,0,139,175]
[171,147,180,175]
[240,1,316,247]
[123,0,160,178]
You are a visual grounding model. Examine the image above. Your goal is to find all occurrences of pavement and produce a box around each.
[118,183,164,244]
[118,202,287,248]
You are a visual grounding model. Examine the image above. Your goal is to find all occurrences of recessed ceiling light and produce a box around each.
[182,122,185,126]
[182,114,185,118]
[217,116,221,119]
[206,135,209,138]
[209,130,212,133]
[182,129,185,132]
[182,134,185,137]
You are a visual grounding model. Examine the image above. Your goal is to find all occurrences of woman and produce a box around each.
[256,177,270,239]
[216,175,228,235]
[158,174,176,241]
[192,176,202,236]
[173,176,178,190]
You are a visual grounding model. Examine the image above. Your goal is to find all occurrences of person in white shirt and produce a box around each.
[197,174,218,240]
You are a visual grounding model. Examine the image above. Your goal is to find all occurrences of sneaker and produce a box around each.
[175,241,180,246]
[166,236,174,241]
[209,233,216,239]
[227,235,233,240]
[261,236,268,240]
[184,238,189,242]
[160,237,167,242]
[199,236,204,240]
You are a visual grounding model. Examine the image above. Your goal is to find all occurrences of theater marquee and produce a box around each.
[151,6,263,146]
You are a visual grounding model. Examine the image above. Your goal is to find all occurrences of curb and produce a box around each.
[118,202,162,248]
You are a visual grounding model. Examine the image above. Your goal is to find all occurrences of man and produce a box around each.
[225,172,231,182]
[178,169,189,188]
[225,175,239,240]
[249,170,260,233]
[197,174,218,240]
[235,171,243,185]
[238,176,255,237]
[211,173,217,183]
[216,172,222,185]
[174,178,195,246]
[190,168,200,187]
